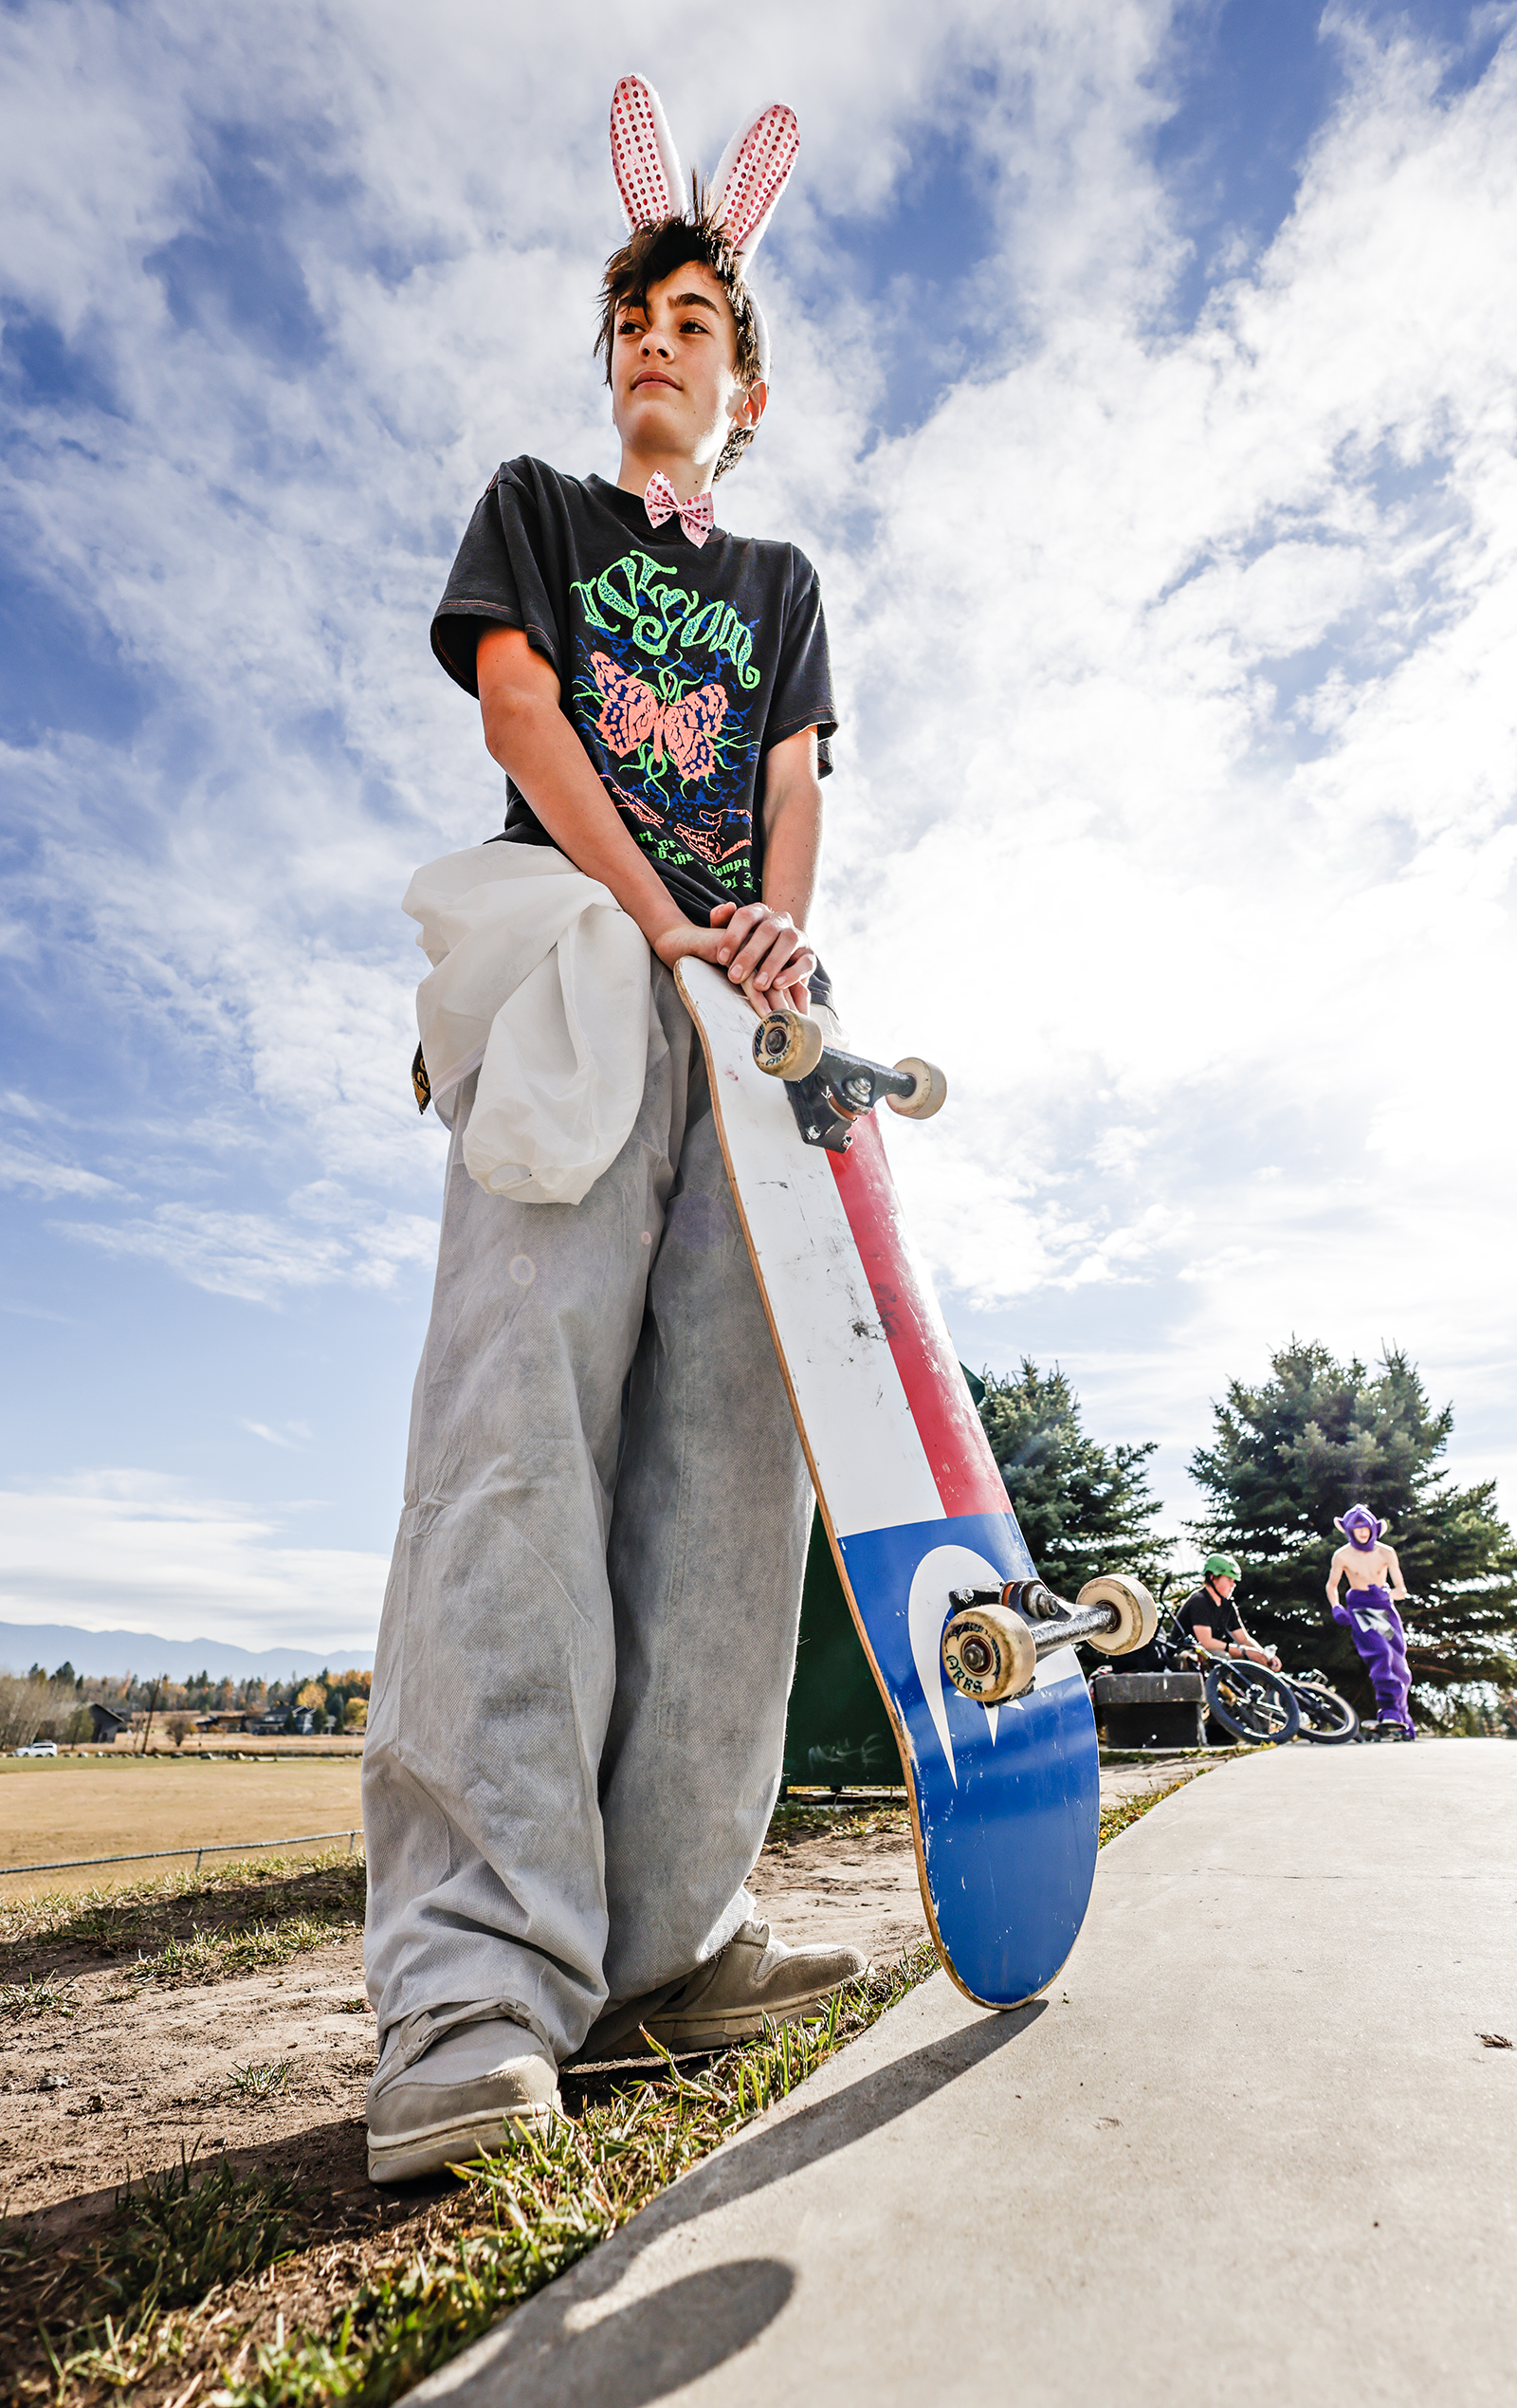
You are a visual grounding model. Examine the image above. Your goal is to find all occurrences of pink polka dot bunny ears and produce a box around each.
[608,74,799,383]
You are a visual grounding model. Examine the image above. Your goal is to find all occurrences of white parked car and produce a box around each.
[14,1740,59,1757]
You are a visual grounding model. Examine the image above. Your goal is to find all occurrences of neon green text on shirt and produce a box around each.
[571,548,761,691]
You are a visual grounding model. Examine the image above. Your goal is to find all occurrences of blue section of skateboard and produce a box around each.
[839,1511,1101,2006]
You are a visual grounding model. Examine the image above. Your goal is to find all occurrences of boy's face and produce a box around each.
[611,262,764,476]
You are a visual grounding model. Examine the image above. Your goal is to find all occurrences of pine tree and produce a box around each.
[977,1359,1168,1591]
[1186,1339,1517,1709]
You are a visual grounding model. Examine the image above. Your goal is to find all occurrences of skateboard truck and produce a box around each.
[941,1575,1158,1704]
[750,1003,947,1153]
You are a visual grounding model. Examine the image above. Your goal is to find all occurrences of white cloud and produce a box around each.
[55,1196,438,1303]
[813,17,1517,1515]
[241,1419,312,1448]
[0,1471,387,1652]
[0,0,1513,1568]
[0,1140,123,1200]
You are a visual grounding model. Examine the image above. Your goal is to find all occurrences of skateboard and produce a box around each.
[676,960,1156,2008]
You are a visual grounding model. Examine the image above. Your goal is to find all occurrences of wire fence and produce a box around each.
[1,1828,364,1878]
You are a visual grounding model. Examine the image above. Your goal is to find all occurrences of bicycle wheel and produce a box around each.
[1205,1661,1301,1745]
[1289,1680,1359,1744]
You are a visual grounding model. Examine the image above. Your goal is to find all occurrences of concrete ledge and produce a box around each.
[417,1742,1514,2408]
[1091,1670,1206,1701]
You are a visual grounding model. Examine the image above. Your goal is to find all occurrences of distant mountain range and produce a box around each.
[0,1622,375,1683]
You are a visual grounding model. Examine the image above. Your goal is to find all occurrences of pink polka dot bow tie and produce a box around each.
[644,471,715,548]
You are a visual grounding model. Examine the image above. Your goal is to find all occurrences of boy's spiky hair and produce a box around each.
[595,198,763,480]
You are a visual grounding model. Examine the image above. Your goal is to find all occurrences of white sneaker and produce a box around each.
[580,1921,870,2058]
[366,2015,560,2184]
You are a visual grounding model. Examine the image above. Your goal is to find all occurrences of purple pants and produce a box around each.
[1334,1585,1412,1731]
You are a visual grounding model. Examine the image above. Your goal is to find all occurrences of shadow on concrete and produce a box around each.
[429,1996,1042,2400]
[484,2258,795,2406]
[649,1998,1041,2244]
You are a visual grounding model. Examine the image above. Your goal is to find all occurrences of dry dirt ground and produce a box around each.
[0,1818,931,2235]
[1,1763,1194,2226]
[0,1761,1205,2402]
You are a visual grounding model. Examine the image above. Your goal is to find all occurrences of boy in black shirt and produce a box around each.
[431,456,835,952]
[1176,1555,1281,1669]
[361,83,866,2184]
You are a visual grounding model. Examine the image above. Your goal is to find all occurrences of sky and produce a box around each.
[2,0,1514,1660]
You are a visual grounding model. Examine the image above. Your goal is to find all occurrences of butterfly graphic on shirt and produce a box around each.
[589,652,728,780]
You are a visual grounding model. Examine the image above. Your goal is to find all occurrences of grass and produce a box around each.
[1097,1777,1201,1847]
[125,1915,362,1989]
[6,1947,937,2408]
[232,2062,294,2100]
[0,1973,81,2021]
[772,1779,1204,1855]
[0,1759,362,1881]
[765,1800,909,1846]
[0,1849,367,1986]
[10,2152,300,2399]
[228,1947,940,2407]
[4,1782,1201,2406]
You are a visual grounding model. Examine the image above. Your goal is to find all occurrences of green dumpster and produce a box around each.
[779,1365,988,1792]
[780,1511,902,1789]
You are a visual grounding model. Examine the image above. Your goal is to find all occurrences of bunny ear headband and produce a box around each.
[608,74,799,383]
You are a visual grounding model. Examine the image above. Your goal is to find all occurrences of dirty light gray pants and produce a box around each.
[363,963,812,2067]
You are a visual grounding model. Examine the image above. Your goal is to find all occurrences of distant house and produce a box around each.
[290,1707,320,1736]
[253,1712,289,1735]
[193,1709,251,1734]
[88,1702,132,1743]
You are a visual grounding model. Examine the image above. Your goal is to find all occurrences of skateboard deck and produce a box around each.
[677,959,1100,2008]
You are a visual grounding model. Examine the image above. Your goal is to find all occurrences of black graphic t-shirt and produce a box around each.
[431,458,837,928]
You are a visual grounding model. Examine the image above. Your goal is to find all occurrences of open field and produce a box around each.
[0,1757,364,1898]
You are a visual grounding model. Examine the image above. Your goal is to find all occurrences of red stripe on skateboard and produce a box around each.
[828,1116,1009,1519]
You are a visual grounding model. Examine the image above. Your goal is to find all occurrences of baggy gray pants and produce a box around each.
[362,962,812,2065]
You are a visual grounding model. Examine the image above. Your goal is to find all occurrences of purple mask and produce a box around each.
[1335,1505,1385,1549]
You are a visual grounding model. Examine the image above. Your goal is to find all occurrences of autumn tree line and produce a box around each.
[975,1339,1517,1733]
[0,1665,374,1753]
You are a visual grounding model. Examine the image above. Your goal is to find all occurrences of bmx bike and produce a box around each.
[1277,1664,1359,1744]
[1139,1608,1358,1746]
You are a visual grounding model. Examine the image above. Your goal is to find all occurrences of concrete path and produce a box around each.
[419,1741,1515,2408]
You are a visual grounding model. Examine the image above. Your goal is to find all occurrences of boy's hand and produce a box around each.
[713,900,816,1008]
[653,901,816,1016]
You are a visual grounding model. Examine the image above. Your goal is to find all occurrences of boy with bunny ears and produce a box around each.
[361,78,867,2183]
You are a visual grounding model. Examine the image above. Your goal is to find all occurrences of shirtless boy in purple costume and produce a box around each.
[1325,1506,1415,1738]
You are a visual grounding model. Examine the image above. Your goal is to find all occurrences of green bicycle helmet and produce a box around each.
[1203,1552,1242,1582]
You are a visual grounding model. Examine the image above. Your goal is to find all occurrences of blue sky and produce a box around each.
[3,0,1515,1656]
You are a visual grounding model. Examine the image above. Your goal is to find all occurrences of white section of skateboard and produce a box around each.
[679,961,942,1539]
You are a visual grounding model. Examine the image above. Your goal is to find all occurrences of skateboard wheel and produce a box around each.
[886,1057,947,1119]
[752,1010,824,1080]
[1076,1575,1159,1656]
[941,1603,1037,1703]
